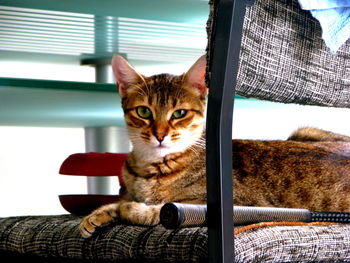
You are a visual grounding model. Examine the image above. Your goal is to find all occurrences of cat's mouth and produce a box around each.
[156,144,169,149]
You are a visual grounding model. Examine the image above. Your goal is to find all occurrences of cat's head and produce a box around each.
[112,55,207,160]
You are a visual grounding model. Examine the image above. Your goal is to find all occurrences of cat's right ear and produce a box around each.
[184,55,208,98]
[112,55,143,97]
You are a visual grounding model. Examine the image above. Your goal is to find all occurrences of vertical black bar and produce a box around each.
[206,0,247,262]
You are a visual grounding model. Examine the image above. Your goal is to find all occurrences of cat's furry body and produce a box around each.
[80,56,350,237]
[125,138,350,210]
[233,139,350,211]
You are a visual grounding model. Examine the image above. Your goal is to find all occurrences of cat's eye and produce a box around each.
[136,106,152,119]
[171,109,187,119]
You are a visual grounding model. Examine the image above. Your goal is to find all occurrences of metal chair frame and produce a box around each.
[206,1,252,261]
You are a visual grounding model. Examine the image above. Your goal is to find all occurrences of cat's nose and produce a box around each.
[155,132,167,143]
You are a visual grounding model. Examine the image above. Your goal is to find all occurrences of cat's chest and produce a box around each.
[123,151,206,204]
[125,167,206,205]
[130,176,178,204]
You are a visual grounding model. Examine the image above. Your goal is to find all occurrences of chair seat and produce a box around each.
[1,214,350,262]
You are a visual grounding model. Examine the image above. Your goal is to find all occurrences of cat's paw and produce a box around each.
[79,201,162,238]
[79,203,119,238]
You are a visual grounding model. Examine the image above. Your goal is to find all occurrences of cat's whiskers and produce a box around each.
[186,138,204,156]
[193,142,205,150]
[187,145,200,156]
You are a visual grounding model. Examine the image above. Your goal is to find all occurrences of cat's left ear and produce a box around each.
[112,55,143,97]
[184,55,208,98]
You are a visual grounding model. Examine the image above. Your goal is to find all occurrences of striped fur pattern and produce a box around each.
[80,56,208,237]
[80,56,350,238]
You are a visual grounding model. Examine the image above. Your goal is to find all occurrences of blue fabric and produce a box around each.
[298,0,350,53]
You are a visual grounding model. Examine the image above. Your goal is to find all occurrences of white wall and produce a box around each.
[0,62,92,217]
[0,61,95,81]
[233,99,350,140]
[0,126,85,217]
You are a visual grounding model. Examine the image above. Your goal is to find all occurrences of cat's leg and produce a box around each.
[288,127,350,142]
[79,200,162,238]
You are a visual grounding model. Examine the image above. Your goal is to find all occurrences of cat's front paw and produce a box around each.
[79,203,119,238]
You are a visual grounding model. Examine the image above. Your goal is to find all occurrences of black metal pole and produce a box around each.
[206,0,248,262]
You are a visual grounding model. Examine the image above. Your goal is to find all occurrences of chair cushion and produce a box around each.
[1,215,350,262]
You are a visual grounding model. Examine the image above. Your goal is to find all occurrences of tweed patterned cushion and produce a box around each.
[207,0,350,108]
[0,215,207,262]
[235,224,350,262]
[1,215,350,262]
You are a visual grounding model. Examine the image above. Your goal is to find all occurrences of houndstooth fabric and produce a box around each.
[1,215,350,262]
[207,0,350,108]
